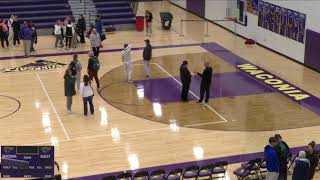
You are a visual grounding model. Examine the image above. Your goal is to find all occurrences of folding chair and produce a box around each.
[240,158,261,179]
[233,159,257,180]
[182,165,200,180]
[102,176,117,180]
[134,171,149,180]
[198,164,214,180]
[117,172,133,180]
[149,169,166,180]
[212,161,228,179]
[167,168,183,180]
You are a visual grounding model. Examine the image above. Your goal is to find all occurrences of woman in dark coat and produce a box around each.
[64,69,76,112]
[306,141,319,180]
[77,14,86,43]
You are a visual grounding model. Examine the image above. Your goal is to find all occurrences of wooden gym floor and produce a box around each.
[0,1,319,179]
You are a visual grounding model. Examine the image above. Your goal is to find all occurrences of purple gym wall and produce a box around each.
[304,29,320,71]
[187,0,205,17]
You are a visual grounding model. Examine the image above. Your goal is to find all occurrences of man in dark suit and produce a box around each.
[196,62,212,103]
[180,60,191,102]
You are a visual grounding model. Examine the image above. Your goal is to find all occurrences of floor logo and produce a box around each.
[2,60,67,72]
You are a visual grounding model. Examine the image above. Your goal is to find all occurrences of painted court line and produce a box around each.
[36,73,70,141]
[153,63,228,123]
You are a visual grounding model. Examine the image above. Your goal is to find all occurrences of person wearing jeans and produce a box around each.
[79,75,94,116]
[90,28,101,58]
[54,20,64,48]
[143,39,152,78]
[64,69,76,112]
[264,137,280,180]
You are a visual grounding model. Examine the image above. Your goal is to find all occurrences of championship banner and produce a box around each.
[2,60,67,72]
[258,1,306,44]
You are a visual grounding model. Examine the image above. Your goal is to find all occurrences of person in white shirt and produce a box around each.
[7,15,14,43]
[79,75,94,116]
[121,44,133,82]
[54,20,64,48]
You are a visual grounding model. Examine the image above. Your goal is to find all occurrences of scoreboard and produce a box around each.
[1,146,54,178]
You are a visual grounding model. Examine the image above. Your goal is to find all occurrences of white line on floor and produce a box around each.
[36,72,70,141]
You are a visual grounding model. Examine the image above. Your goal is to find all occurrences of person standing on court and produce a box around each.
[121,43,133,82]
[64,68,76,112]
[145,10,153,36]
[7,15,14,44]
[196,62,212,103]
[143,39,152,78]
[0,19,9,48]
[65,21,74,50]
[264,137,280,180]
[87,51,100,89]
[77,15,86,44]
[30,22,37,52]
[12,16,20,48]
[69,54,82,91]
[95,15,103,36]
[54,20,64,48]
[21,22,33,58]
[79,75,95,116]
[180,60,191,102]
[90,28,101,58]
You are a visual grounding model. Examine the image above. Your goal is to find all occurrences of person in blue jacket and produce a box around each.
[264,137,279,180]
[95,15,103,36]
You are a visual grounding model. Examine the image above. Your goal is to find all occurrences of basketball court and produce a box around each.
[0,1,320,179]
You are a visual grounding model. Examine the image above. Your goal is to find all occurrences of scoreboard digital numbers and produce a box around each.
[1,146,54,178]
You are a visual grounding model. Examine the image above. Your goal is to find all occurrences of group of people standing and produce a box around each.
[264,134,319,180]
[0,15,37,57]
[180,61,213,103]
[64,52,100,116]
[54,15,86,50]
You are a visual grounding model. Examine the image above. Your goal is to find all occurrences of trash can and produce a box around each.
[136,16,144,31]
[160,12,173,30]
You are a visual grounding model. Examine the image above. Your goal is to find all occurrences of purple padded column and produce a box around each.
[187,0,205,17]
[304,29,320,71]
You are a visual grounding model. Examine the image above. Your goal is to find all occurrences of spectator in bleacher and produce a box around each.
[30,22,37,52]
[306,141,319,180]
[89,28,101,58]
[21,22,33,57]
[77,15,86,44]
[71,16,78,48]
[54,20,64,48]
[95,15,103,36]
[264,137,279,180]
[7,15,14,44]
[65,21,74,50]
[274,134,290,180]
[12,16,20,48]
[145,10,153,36]
[292,151,310,180]
[0,19,9,48]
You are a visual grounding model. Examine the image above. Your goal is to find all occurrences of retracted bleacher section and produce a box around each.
[92,0,136,26]
[0,0,72,29]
